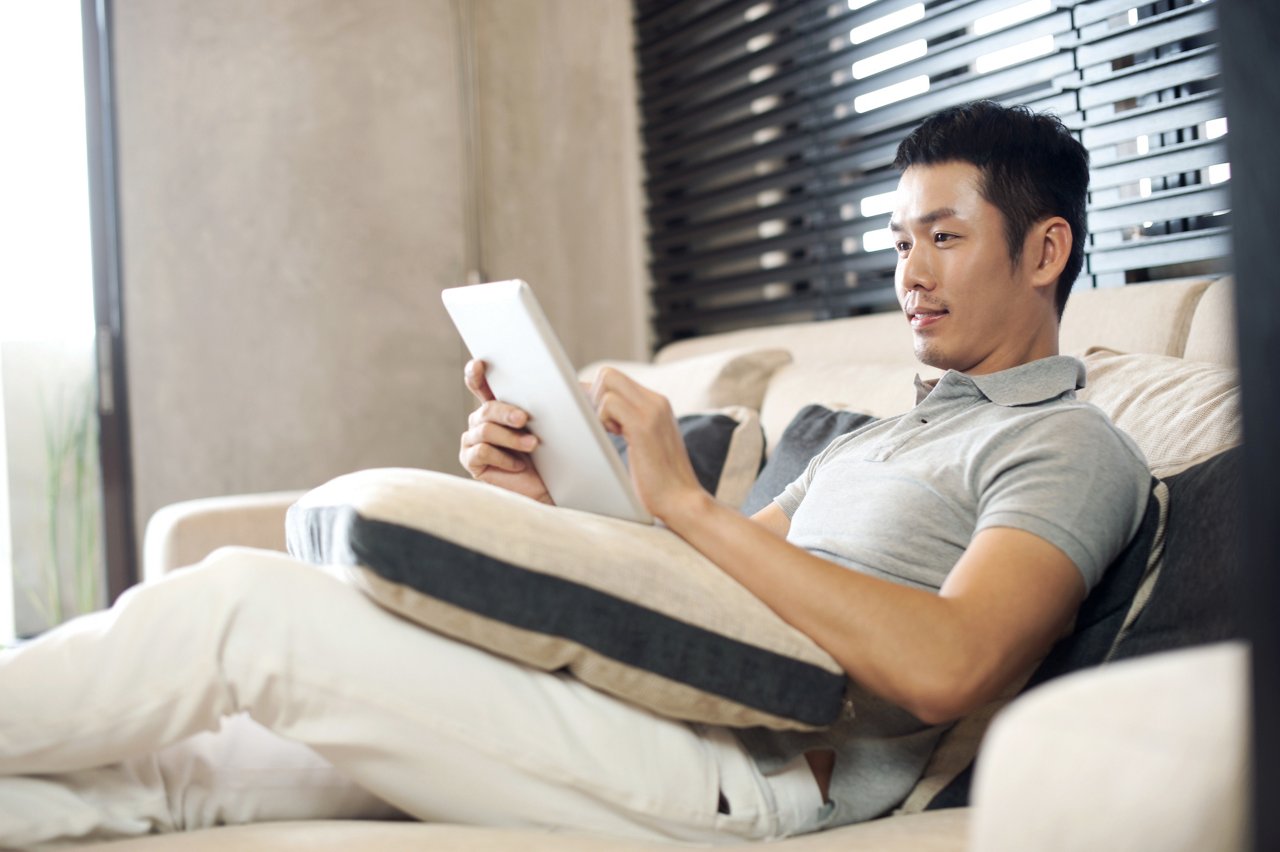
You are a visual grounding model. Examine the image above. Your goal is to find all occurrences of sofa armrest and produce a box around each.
[970,642,1249,852]
[142,491,306,581]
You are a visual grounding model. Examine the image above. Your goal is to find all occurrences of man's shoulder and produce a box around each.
[1004,394,1151,473]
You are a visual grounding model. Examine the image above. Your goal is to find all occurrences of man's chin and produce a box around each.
[913,342,951,371]
[915,343,981,375]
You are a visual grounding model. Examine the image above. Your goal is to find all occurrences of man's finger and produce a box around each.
[461,420,538,453]
[464,359,495,402]
[461,443,528,476]
[467,400,530,430]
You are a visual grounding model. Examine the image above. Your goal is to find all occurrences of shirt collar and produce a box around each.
[913,355,1086,407]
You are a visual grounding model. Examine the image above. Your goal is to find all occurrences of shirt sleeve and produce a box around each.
[974,405,1151,591]
[773,428,863,519]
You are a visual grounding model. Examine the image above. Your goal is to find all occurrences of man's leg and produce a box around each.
[0,547,802,845]
[0,713,402,847]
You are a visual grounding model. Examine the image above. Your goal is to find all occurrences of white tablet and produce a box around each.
[442,280,653,525]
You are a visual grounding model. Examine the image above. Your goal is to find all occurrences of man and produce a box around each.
[0,101,1148,845]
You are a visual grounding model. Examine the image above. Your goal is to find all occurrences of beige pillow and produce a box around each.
[579,347,792,415]
[287,468,846,731]
[1078,347,1240,477]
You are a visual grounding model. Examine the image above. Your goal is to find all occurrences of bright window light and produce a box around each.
[1205,117,1228,139]
[974,0,1051,35]
[850,3,924,45]
[745,3,772,22]
[758,219,786,239]
[1136,134,1150,155]
[1128,8,1139,25]
[751,94,780,114]
[862,228,896,252]
[852,38,927,79]
[859,189,898,218]
[854,74,929,113]
[0,3,96,342]
[1139,177,1152,198]
[848,0,878,9]
[1208,163,1231,184]
[974,35,1055,73]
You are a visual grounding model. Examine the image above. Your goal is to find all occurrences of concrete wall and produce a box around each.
[112,0,648,551]
[471,0,649,367]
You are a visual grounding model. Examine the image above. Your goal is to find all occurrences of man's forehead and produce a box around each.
[890,163,987,226]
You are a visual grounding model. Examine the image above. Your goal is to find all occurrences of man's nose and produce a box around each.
[898,245,935,291]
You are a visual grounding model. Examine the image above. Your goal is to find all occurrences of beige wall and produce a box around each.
[471,0,649,367]
[113,0,648,550]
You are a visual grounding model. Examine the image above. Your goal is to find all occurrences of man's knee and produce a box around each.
[186,547,327,614]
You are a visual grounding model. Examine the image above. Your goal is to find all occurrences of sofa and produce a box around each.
[102,276,1246,851]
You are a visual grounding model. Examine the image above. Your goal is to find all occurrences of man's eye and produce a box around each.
[895,241,911,253]
[934,233,956,244]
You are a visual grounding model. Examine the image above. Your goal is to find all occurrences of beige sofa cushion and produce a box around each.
[1078,347,1240,477]
[579,347,791,414]
[971,643,1248,852]
[87,808,973,851]
[1182,276,1237,366]
[287,469,846,731]
[1060,278,1214,358]
[654,311,916,372]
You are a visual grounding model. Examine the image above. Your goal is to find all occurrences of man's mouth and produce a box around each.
[907,307,949,329]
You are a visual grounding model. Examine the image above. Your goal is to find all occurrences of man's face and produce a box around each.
[890,161,1041,375]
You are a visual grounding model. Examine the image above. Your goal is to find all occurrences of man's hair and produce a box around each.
[893,100,1090,318]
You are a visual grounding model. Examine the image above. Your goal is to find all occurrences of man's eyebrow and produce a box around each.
[888,207,960,232]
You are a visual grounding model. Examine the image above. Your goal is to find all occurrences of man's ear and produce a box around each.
[1026,217,1072,291]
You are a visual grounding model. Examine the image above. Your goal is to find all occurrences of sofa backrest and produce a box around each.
[655,276,1224,368]
[1182,276,1236,366]
[1058,276,1215,359]
[650,276,1234,450]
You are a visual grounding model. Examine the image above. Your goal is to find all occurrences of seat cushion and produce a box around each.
[84,809,973,851]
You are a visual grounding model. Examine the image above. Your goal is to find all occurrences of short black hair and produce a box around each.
[893,100,1090,317]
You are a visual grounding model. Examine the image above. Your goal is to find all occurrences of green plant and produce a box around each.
[24,379,101,627]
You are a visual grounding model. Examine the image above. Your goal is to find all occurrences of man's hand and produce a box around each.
[587,367,705,520]
[459,359,553,504]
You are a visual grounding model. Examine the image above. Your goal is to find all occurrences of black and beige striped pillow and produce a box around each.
[286,467,847,731]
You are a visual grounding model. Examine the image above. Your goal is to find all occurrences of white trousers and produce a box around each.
[0,548,824,847]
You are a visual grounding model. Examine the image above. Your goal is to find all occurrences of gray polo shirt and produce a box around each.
[738,355,1150,829]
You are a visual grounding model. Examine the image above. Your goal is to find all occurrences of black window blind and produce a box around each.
[635,0,1228,346]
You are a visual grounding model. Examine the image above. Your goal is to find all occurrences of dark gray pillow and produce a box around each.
[740,404,878,516]
[1110,445,1243,660]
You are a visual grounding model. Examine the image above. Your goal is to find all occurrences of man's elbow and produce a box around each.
[897,662,998,726]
